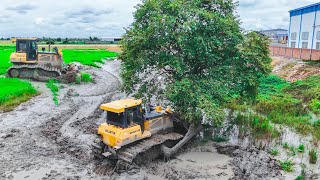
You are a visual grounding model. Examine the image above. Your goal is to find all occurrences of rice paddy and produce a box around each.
[0,78,37,112]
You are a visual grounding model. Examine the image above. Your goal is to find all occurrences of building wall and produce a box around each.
[301,12,314,49]
[289,15,302,48]
[289,4,320,50]
[312,11,320,49]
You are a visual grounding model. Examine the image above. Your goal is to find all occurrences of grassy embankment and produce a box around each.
[228,75,320,140]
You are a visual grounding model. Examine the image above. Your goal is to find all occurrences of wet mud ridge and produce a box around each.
[215,144,283,180]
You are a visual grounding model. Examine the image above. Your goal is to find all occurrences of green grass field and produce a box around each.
[62,49,119,67]
[0,78,37,111]
[0,46,15,75]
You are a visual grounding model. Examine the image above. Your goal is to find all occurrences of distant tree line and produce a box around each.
[0,38,11,40]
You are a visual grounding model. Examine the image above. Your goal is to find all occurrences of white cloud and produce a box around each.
[238,0,319,30]
[34,18,46,25]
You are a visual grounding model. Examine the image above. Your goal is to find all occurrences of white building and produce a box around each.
[288,2,320,49]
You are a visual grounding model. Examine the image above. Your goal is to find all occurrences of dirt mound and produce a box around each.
[272,56,320,82]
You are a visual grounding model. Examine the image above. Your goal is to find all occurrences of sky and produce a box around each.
[0,0,319,38]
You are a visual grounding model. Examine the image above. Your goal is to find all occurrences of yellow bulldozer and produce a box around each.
[7,38,78,83]
[92,98,183,164]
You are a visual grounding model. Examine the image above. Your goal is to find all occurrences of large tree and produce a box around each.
[121,0,271,130]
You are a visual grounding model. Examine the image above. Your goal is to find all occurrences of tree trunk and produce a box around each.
[161,123,203,158]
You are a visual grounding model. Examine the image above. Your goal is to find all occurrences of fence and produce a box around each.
[269,46,320,61]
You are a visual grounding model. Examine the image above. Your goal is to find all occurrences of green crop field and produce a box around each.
[62,49,119,67]
[0,46,15,75]
[0,78,37,111]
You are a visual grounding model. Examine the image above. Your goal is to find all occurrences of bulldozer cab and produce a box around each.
[100,99,144,130]
[14,38,38,61]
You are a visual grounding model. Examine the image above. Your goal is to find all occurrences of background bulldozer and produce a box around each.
[7,38,78,83]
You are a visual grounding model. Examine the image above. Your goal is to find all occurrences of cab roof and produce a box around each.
[100,99,142,113]
[12,38,38,43]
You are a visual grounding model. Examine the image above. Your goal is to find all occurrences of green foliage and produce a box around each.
[280,160,294,172]
[309,148,318,164]
[236,75,320,139]
[0,46,15,75]
[270,148,279,156]
[296,164,306,180]
[46,80,59,106]
[0,78,37,111]
[258,75,289,98]
[75,73,93,84]
[285,75,320,115]
[62,49,118,68]
[298,144,305,153]
[120,0,271,125]
[283,142,290,149]
[289,145,297,156]
[309,99,320,115]
[81,73,93,83]
[236,111,280,139]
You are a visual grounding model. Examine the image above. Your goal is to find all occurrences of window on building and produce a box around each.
[302,32,309,40]
[291,42,296,48]
[291,32,297,40]
[316,31,320,40]
[316,42,320,50]
[302,42,308,49]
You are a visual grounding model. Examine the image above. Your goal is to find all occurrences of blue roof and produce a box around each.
[289,2,320,12]
[290,2,320,17]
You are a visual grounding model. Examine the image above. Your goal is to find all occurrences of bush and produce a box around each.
[298,144,305,153]
[81,73,93,83]
[309,148,318,164]
[75,73,93,84]
[236,112,280,139]
[280,160,294,172]
[270,148,279,156]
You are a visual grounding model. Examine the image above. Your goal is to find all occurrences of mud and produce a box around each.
[0,60,122,179]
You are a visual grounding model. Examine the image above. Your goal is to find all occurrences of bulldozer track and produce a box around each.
[7,64,62,81]
[92,132,183,164]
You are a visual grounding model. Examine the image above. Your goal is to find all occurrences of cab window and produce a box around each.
[17,41,27,52]
[126,107,138,126]
[107,112,124,127]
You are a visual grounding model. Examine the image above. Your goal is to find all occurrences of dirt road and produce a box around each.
[0,61,121,179]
